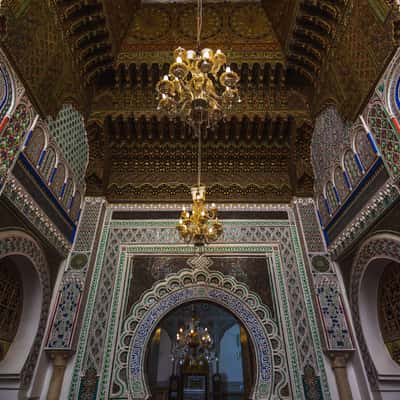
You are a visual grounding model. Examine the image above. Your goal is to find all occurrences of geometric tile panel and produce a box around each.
[333,166,349,202]
[46,280,82,349]
[311,106,350,194]
[47,104,88,185]
[296,200,325,253]
[343,149,362,188]
[73,200,103,252]
[354,128,377,171]
[367,98,400,176]
[0,101,33,187]
[315,275,354,351]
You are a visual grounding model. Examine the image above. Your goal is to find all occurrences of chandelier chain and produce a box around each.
[155,0,240,246]
[197,127,201,188]
[197,0,202,49]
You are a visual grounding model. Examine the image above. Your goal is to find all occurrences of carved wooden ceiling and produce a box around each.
[0,0,399,202]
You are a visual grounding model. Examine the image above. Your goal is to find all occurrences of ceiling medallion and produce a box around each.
[155,0,240,130]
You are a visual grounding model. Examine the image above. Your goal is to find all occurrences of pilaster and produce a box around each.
[44,197,106,397]
[293,198,355,399]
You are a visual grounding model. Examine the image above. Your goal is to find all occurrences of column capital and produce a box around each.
[45,349,74,366]
[326,351,354,368]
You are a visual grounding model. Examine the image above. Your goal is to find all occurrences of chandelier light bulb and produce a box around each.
[163,75,169,81]
[202,48,212,59]
[176,56,183,63]
[226,65,231,73]
[187,50,196,60]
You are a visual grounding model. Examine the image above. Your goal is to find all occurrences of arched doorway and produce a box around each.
[0,231,50,397]
[115,265,290,400]
[146,301,255,400]
[0,255,42,371]
[378,261,400,366]
[350,233,400,394]
[0,257,23,362]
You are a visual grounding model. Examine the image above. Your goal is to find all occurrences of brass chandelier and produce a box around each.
[173,305,216,368]
[155,0,231,246]
[177,130,223,246]
[155,0,240,129]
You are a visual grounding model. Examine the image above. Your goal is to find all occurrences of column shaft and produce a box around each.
[331,354,353,400]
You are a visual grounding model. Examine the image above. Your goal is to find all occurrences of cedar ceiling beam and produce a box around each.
[100,115,299,147]
[53,0,115,86]
[63,3,103,21]
[69,16,106,37]
[290,42,323,64]
[286,0,346,86]
[80,44,112,63]
[109,62,289,90]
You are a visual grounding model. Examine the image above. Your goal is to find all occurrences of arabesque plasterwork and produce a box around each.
[67,203,331,400]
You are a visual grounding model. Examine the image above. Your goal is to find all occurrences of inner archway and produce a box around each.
[114,263,290,400]
[0,257,23,362]
[378,261,400,366]
[351,233,400,392]
[0,230,51,395]
[146,301,255,400]
[0,254,43,399]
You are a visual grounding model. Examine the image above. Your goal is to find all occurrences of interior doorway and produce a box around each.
[145,301,254,400]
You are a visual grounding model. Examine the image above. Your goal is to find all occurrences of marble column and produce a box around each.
[46,351,72,400]
[328,352,353,400]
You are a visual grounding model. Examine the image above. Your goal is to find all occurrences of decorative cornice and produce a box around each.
[329,180,400,258]
[1,176,71,255]
[107,201,292,212]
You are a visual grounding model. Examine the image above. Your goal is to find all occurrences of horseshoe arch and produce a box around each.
[114,263,290,400]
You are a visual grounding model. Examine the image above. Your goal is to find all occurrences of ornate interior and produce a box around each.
[1,0,398,202]
[1,2,400,399]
